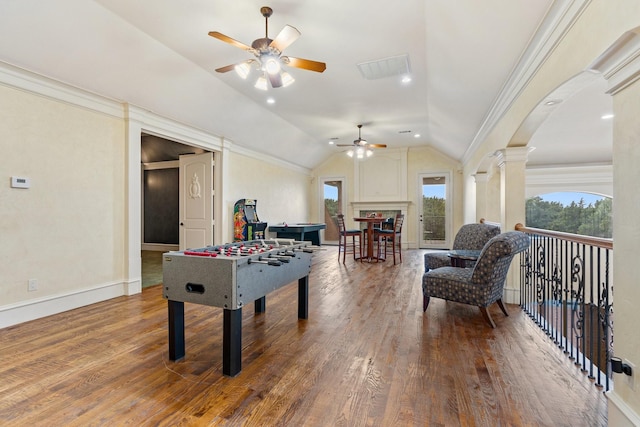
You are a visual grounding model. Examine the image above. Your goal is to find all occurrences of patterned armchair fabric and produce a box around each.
[422,231,530,328]
[423,223,500,272]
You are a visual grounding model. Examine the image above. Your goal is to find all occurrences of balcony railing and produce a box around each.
[515,223,613,391]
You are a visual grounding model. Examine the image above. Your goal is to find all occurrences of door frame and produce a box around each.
[126,105,223,295]
[417,171,452,249]
[318,176,347,244]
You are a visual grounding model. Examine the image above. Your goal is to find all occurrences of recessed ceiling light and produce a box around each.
[266,97,275,104]
[414,134,421,138]
[601,113,614,120]
[401,75,412,84]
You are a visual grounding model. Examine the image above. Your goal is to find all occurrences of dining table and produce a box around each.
[354,217,385,262]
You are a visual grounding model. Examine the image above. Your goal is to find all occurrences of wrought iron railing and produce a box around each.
[515,223,613,391]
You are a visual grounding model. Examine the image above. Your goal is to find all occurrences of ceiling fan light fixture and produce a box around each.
[264,55,281,75]
[234,62,251,79]
[366,149,373,157]
[281,71,295,87]
[346,150,354,158]
[255,76,268,90]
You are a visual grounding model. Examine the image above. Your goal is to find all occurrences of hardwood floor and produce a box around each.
[0,248,607,426]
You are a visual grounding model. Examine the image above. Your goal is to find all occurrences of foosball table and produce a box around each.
[162,239,314,376]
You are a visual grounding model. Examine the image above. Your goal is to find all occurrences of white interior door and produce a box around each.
[179,152,213,250]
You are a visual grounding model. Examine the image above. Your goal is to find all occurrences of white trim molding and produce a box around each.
[606,390,640,427]
[464,0,593,163]
[590,26,640,95]
[526,164,613,198]
[0,281,128,329]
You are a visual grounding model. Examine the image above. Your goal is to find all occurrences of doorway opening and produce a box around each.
[140,134,212,288]
[320,177,346,245]
[419,173,451,249]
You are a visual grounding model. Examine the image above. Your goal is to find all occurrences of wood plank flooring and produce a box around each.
[0,247,607,426]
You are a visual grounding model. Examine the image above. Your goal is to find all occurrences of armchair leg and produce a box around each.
[479,307,496,328]
[496,299,509,317]
[423,295,430,312]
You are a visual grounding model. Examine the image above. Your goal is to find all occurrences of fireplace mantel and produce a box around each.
[350,201,411,219]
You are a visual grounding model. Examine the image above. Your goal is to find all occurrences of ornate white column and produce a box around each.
[494,146,531,304]
[590,26,640,426]
[473,172,490,222]
[495,147,530,231]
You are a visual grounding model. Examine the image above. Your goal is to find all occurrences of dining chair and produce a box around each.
[337,214,362,263]
[375,214,404,264]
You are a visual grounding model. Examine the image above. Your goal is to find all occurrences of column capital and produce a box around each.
[495,147,534,168]
[589,26,640,95]
[473,171,491,183]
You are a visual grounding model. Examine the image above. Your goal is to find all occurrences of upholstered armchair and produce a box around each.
[423,222,500,272]
[422,231,530,328]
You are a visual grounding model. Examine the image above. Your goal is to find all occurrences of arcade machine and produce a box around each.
[233,199,267,242]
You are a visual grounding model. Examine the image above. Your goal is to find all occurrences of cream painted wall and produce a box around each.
[610,74,640,425]
[311,146,462,248]
[0,84,125,305]
[226,151,311,237]
[311,153,358,228]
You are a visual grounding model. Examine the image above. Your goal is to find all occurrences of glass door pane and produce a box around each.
[323,180,343,244]
[420,175,449,248]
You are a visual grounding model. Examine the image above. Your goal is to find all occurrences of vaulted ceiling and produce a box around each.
[0,0,612,169]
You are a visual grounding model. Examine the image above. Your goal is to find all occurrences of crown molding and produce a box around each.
[0,60,124,118]
[463,0,592,164]
[589,26,640,95]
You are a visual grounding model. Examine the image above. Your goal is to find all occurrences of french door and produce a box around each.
[319,177,346,244]
[419,172,451,249]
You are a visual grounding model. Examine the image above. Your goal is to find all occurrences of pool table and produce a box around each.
[268,223,326,246]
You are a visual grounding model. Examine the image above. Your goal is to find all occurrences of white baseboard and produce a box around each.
[0,281,129,329]
[142,243,178,251]
[503,287,520,305]
[606,390,640,427]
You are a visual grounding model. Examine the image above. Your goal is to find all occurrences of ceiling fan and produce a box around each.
[336,125,387,158]
[208,6,326,89]
[337,125,387,149]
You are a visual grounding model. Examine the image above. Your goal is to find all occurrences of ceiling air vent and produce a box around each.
[357,54,411,80]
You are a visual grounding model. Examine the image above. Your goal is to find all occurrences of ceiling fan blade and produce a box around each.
[283,56,326,73]
[268,72,283,88]
[215,63,237,73]
[336,144,355,147]
[368,144,387,148]
[269,25,301,52]
[215,59,256,74]
[208,31,253,51]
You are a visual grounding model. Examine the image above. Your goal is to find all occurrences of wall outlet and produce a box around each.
[28,279,37,292]
[624,359,636,391]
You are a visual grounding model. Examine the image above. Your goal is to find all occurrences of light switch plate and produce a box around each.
[11,176,30,189]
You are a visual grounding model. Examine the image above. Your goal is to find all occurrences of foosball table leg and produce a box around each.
[223,308,242,377]
[298,276,309,319]
[168,300,185,361]
[255,296,266,314]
